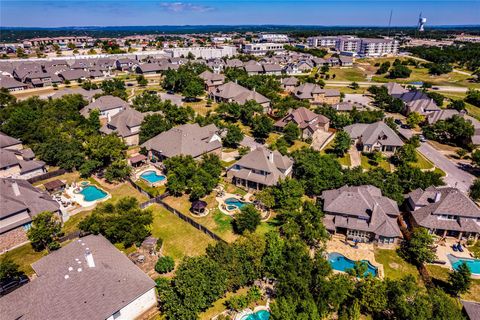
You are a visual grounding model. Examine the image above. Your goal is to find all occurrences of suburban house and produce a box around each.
[339,55,354,66]
[115,58,138,71]
[280,76,298,92]
[210,82,271,113]
[0,235,157,320]
[322,185,402,244]
[141,123,222,161]
[50,87,102,102]
[0,132,23,150]
[0,178,60,250]
[244,61,264,75]
[58,69,90,82]
[275,107,330,139]
[135,63,163,74]
[80,95,129,119]
[199,70,226,92]
[159,92,184,106]
[332,101,365,112]
[227,147,294,190]
[262,63,283,75]
[0,76,28,91]
[344,121,404,154]
[384,83,440,118]
[293,83,341,105]
[406,186,480,240]
[461,300,480,320]
[100,107,147,146]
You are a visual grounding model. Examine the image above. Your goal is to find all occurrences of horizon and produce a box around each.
[1,1,479,28]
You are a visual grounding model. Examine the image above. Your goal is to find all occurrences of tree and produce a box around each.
[155,256,175,274]
[332,131,351,157]
[349,82,360,90]
[136,75,148,86]
[406,112,425,128]
[223,124,244,148]
[448,262,472,295]
[104,160,132,182]
[448,99,466,111]
[388,64,412,78]
[470,178,480,201]
[376,61,391,74]
[423,115,474,148]
[79,197,153,247]
[399,228,436,265]
[427,91,445,106]
[182,77,204,99]
[0,256,24,282]
[427,63,453,75]
[283,122,300,145]
[139,114,172,144]
[466,89,480,107]
[27,211,61,252]
[251,114,273,140]
[234,204,261,234]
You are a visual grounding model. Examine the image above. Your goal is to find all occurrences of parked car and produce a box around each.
[400,124,410,129]
[419,135,426,142]
[394,119,402,125]
[0,275,29,296]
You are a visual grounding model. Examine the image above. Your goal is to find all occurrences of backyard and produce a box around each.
[426,264,480,302]
[374,248,420,281]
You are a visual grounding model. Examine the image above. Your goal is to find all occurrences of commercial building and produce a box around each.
[242,43,285,56]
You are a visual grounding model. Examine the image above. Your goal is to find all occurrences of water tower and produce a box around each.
[418,13,427,32]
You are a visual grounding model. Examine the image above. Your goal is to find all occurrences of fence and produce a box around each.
[126,176,156,199]
[27,169,66,184]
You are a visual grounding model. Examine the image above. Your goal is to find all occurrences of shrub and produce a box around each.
[155,256,175,274]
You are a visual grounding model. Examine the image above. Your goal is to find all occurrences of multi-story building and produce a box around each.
[259,34,289,43]
[242,43,285,56]
[307,36,398,57]
[307,36,338,48]
[358,38,399,57]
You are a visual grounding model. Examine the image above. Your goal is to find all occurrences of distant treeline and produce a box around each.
[1,25,480,42]
[408,42,480,71]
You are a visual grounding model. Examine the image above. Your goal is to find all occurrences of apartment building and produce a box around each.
[242,43,285,56]
[307,36,398,57]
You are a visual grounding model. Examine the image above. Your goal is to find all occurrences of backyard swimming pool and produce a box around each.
[448,255,480,275]
[328,252,378,277]
[140,170,166,184]
[225,197,248,210]
[79,185,108,202]
[241,310,270,320]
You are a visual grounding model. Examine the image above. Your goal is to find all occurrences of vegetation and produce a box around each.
[408,43,480,72]
[448,262,472,295]
[332,131,351,156]
[423,115,474,148]
[155,256,175,274]
[0,256,25,282]
[27,211,62,252]
[234,205,262,234]
[399,228,436,266]
[162,63,207,99]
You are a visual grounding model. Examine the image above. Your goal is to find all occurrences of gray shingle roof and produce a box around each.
[462,300,480,320]
[80,95,129,117]
[100,107,146,138]
[213,82,270,105]
[0,235,155,320]
[275,107,329,130]
[0,76,27,90]
[344,121,404,147]
[0,132,21,149]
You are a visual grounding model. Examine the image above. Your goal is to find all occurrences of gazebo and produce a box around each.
[191,200,208,215]
[43,179,66,193]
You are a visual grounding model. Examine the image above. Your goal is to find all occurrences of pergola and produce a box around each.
[191,200,207,215]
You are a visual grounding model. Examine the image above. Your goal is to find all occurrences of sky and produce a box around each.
[1,0,479,28]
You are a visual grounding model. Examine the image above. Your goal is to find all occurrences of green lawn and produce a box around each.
[360,155,391,171]
[1,243,47,276]
[134,179,167,197]
[150,204,215,261]
[199,287,250,320]
[329,67,367,82]
[426,265,480,302]
[469,241,480,258]
[374,249,420,281]
[410,151,434,170]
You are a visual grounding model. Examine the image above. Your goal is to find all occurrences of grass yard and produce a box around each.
[426,264,480,302]
[374,249,420,281]
[411,151,435,170]
[135,179,167,197]
[338,153,352,167]
[1,243,47,276]
[184,100,217,116]
[360,155,392,172]
[199,287,250,320]
[329,67,367,82]
[469,241,480,258]
[33,171,81,187]
[150,204,215,261]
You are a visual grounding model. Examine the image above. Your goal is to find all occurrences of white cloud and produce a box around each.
[160,2,214,13]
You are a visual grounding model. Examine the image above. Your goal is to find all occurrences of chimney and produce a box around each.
[11,181,20,196]
[85,249,95,268]
[434,192,441,203]
[268,151,274,163]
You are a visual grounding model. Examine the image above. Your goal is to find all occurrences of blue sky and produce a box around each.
[1,1,479,27]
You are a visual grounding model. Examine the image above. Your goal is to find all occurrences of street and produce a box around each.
[398,127,476,193]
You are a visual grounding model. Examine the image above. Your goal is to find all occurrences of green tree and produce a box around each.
[139,114,172,144]
[136,75,148,86]
[388,64,412,78]
[155,256,175,274]
[470,178,480,201]
[399,228,436,265]
[448,99,466,111]
[349,82,360,90]
[104,160,132,182]
[234,204,261,234]
[27,211,62,252]
[406,112,425,128]
[251,114,273,140]
[448,262,472,295]
[0,256,25,282]
[466,88,480,107]
[223,124,244,148]
[283,122,300,145]
[182,77,204,99]
[332,131,351,157]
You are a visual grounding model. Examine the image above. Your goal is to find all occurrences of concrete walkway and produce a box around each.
[349,146,361,168]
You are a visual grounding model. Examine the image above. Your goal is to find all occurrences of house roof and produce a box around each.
[344,121,404,147]
[384,82,409,96]
[275,107,329,130]
[0,132,21,149]
[137,63,162,73]
[59,69,89,81]
[462,300,480,320]
[213,82,270,105]
[0,76,27,90]
[322,185,401,238]
[43,179,66,191]
[50,87,102,102]
[281,77,298,86]
[199,70,225,86]
[80,95,129,117]
[100,107,146,138]
[0,235,155,320]
[141,123,221,158]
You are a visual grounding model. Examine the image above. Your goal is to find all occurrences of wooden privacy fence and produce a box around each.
[27,169,66,184]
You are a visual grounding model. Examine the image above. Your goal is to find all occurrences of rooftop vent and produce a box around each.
[85,249,95,268]
[434,192,441,203]
[11,181,20,196]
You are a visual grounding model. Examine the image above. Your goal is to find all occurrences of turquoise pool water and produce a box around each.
[225,197,247,210]
[448,255,480,275]
[140,170,166,184]
[328,252,378,277]
[243,310,270,320]
[79,185,108,202]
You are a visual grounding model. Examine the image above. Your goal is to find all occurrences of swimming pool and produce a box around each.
[448,255,480,275]
[328,252,378,277]
[241,310,270,320]
[140,170,166,184]
[225,197,248,210]
[79,185,108,202]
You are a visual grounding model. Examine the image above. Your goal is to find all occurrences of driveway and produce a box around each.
[398,127,475,193]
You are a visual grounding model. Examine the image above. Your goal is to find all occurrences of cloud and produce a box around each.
[160,2,214,13]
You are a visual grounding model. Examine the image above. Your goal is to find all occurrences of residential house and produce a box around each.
[275,107,330,139]
[159,92,184,106]
[262,63,283,75]
[115,58,138,71]
[59,69,89,82]
[293,83,341,105]
[225,59,244,69]
[199,70,225,92]
[0,148,46,179]
[406,186,480,240]
[206,58,225,73]
[80,95,129,119]
[136,63,162,74]
[227,147,294,190]
[0,235,157,320]
[141,123,222,161]
[0,178,59,249]
[280,77,298,92]
[339,55,354,67]
[344,121,404,154]
[0,132,22,150]
[244,61,264,75]
[210,82,271,113]
[461,300,480,320]
[332,101,364,112]
[0,76,28,91]
[50,87,102,102]
[100,107,147,146]
[322,185,402,244]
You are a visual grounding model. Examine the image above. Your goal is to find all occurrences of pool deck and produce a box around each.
[134,165,167,186]
[326,235,385,278]
[216,192,253,216]
[65,182,111,208]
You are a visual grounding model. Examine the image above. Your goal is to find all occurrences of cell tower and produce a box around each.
[418,13,427,32]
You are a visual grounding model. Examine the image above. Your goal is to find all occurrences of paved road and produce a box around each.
[324,81,469,93]
[398,127,475,193]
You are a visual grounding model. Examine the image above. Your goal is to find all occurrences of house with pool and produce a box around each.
[141,123,222,161]
[227,147,293,191]
[321,185,402,244]
[406,186,480,241]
